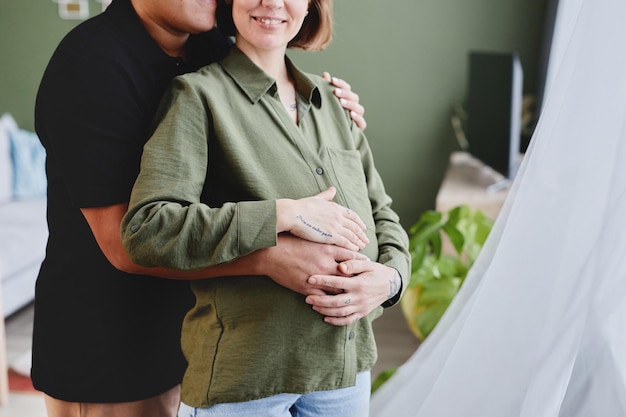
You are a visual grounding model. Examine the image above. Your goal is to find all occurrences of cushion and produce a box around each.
[9,126,47,200]
[0,113,17,203]
[0,199,48,278]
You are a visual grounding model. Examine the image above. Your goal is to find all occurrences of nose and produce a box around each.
[261,0,283,7]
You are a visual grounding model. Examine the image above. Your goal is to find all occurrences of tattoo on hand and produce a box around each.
[296,215,333,238]
[387,271,400,300]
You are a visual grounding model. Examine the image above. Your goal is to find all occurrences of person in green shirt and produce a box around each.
[121,0,410,415]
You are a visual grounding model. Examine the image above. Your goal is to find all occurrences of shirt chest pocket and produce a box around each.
[325,147,376,233]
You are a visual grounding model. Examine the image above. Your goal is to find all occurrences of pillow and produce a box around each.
[9,126,47,200]
[0,114,18,203]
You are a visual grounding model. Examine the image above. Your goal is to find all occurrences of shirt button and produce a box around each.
[315,167,324,175]
[348,331,355,340]
[131,224,139,233]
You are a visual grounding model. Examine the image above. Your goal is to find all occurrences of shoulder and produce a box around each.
[50,13,125,61]
[42,28,139,100]
[39,8,165,102]
[156,65,229,116]
[175,63,226,88]
[46,1,165,78]
[171,62,232,97]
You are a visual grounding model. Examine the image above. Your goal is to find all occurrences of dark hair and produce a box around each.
[216,0,333,51]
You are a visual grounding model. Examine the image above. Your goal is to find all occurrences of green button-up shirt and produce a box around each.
[122,46,410,407]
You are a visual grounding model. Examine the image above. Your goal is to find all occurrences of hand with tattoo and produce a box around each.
[304,260,402,326]
[276,187,369,252]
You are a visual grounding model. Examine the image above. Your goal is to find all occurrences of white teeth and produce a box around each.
[258,18,282,25]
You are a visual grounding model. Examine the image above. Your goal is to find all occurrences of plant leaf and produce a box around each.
[416,275,462,306]
[409,210,442,235]
[430,231,443,259]
[436,255,464,278]
[442,222,465,255]
[417,302,451,339]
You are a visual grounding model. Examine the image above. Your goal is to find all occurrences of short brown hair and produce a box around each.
[216,0,333,51]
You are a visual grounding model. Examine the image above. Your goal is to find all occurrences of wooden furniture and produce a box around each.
[436,151,511,220]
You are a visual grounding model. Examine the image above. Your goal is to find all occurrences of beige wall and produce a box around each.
[0,0,548,227]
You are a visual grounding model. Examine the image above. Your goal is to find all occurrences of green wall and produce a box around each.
[0,0,547,228]
[0,0,103,128]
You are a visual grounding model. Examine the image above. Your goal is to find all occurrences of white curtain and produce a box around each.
[370,0,626,415]
[543,0,583,100]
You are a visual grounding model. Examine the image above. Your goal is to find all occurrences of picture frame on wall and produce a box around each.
[54,0,89,20]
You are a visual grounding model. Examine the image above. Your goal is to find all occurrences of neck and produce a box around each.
[236,40,288,81]
[131,0,189,58]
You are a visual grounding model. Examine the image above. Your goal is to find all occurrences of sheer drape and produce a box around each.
[370,0,626,415]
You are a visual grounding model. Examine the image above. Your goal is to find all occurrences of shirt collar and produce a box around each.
[220,46,322,108]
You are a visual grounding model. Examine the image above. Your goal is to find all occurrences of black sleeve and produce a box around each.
[36,53,150,208]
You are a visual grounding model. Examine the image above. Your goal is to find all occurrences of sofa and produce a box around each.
[0,114,48,318]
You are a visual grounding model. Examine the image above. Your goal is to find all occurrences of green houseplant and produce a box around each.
[401,204,494,340]
[371,205,493,393]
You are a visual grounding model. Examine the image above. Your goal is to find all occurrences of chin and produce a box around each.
[191,19,217,33]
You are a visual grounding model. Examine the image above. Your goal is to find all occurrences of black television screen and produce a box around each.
[466,51,523,180]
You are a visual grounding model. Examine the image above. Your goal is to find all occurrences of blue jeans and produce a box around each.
[178,372,371,417]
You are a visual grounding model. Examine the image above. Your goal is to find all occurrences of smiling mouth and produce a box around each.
[254,17,285,25]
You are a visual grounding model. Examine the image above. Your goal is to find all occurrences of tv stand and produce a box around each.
[436,151,511,220]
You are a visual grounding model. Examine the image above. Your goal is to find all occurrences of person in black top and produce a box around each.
[34,0,367,415]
